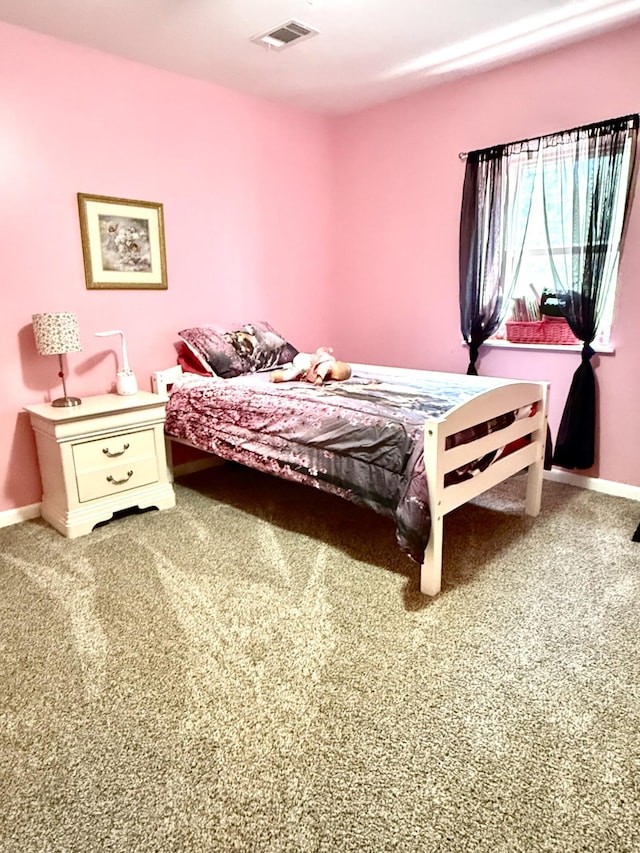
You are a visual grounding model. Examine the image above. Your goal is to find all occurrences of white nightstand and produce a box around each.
[25,392,176,538]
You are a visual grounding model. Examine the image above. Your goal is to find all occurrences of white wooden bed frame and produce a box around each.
[152,364,549,597]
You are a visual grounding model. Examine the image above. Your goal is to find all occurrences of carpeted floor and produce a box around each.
[1,464,639,852]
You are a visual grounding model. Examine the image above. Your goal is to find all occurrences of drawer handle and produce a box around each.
[103,442,130,458]
[106,470,133,486]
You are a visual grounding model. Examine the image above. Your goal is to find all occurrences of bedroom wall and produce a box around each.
[0,22,334,513]
[330,22,640,489]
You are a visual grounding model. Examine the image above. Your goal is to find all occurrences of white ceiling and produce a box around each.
[2,0,640,114]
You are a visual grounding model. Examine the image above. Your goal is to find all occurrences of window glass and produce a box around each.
[498,140,631,344]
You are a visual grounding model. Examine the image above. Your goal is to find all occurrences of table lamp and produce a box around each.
[32,312,82,407]
[94,329,138,395]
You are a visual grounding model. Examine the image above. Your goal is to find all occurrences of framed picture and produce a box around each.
[77,193,168,290]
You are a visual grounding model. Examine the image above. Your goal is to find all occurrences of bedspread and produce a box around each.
[164,367,518,562]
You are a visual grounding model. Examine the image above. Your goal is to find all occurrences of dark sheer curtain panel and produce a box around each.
[459,145,537,375]
[459,148,505,375]
[544,114,639,469]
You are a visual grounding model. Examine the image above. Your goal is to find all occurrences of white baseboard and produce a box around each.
[0,502,41,529]
[544,468,640,502]
[1,467,637,532]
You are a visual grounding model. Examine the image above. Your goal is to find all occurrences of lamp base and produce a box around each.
[52,396,81,408]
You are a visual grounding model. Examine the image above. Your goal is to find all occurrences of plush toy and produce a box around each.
[270,347,352,385]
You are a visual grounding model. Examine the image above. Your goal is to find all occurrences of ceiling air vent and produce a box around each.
[251,20,319,51]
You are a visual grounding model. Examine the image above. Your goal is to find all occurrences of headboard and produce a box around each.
[151,365,184,396]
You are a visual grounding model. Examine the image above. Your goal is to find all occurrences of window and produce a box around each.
[459,114,638,467]
[496,135,634,345]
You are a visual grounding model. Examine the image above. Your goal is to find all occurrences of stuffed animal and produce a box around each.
[270,347,352,385]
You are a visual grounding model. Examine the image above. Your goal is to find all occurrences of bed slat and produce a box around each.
[442,409,545,473]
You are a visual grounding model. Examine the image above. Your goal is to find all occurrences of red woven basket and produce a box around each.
[506,317,578,345]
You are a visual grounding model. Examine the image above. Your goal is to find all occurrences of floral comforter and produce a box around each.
[164,366,518,562]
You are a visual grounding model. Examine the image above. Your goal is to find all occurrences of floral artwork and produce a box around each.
[98,215,152,273]
[78,193,168,289]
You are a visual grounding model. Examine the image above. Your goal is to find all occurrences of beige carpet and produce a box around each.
[1,464,639,852]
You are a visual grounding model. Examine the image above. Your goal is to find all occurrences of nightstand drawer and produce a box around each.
[76,455,159,502]
[72,429,155,474]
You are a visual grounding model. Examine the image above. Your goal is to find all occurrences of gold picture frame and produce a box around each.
[78,193,168,290]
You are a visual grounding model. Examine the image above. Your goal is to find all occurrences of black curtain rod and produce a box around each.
[458,111,639,161]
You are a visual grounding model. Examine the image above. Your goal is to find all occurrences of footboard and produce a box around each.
[421,380,549,596]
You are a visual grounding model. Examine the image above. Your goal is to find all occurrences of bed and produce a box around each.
[152,362,549,596]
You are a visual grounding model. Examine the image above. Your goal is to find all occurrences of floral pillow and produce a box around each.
[178,321,297,378]
[178,326,238,377]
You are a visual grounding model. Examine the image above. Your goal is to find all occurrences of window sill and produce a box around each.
[480,338,615,354]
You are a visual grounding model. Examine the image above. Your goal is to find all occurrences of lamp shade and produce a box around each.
[32,312,82,356]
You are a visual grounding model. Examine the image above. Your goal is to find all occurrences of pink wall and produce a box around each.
[331,23,640,488]
[2,19,639,516]
[1,22,335,511]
